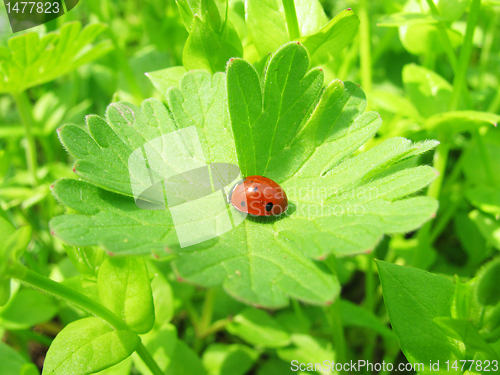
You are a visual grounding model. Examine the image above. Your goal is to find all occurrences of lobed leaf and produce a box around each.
[52,43,438,308]
[0,22,112,94]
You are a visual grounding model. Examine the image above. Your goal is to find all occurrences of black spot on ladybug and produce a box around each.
[241,201,246,207]
[265,202,273,212]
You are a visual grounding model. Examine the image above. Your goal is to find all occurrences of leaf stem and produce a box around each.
[413,143,449,266]
[9,264,164,375]
[425,0,458,72]
[362,252,376,363]
[371,28,397,66]
[479,12,497,90]
[359,0,372,93]
[364,252,375,312]
[199,288,216,335]
[283,0,301,40]
[135,343,164,375]
[324,256,346,365]
[427,142,449,200]
[473,128,496,186]
[12,91,38,185]
[328,297,347,365]
[449,0,481,111]
[202,318,231,338]
[10,264,128,330]
[338,37,359,80]
[487,87,500,114]
[429,198,461,243]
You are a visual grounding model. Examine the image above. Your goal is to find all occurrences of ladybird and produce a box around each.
[230,175,288,216]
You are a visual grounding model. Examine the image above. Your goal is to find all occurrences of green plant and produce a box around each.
[1,0,500,374]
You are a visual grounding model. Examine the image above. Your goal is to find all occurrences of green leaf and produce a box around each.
[97,257,155,334]
[202,343,259,375]
[175,0,201,31]
[246,0,288,57]
[0,288,58,330]
[94,357,132,375]
[64,246,106,278]
[469,210,500,251]
[399,23,462,56]
[425,111,500,137]
[434,318,498,359]
[182,16,242,73]
[463,130,500,187]
[466,186,500,217]
[50,179,176,255]
[377,260,463,373]
[377,12,440,27]
[298,9,360,65]
[146,66,188,95]
[52,43,438,308]
[164,339,207,375]
[0,342,38,375]
[0,22,112,94]
[257,359,298,375]
[0,217,31,306]
[403,64,454,118]
[246,2,353,64]
[432,0,470,21]
[148,262,175,326]
[42,317,139,375]
[294,0,328,36]
[177,0,242,73]
[370,89,421,120]
[57,73,233,197]
[133,324,177,374]
[277,334,335,369]
[226,308,291,348]
[474,257,500,306]
[226,43,324,178]
[339,299,395,339]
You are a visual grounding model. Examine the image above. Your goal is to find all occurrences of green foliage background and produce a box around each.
[0,0,500,374]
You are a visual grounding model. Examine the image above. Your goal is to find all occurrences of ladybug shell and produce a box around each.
[230,176,288,216]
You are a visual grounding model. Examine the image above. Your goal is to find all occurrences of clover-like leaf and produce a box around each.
[51,43,438,308]
[0,22,112,94]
